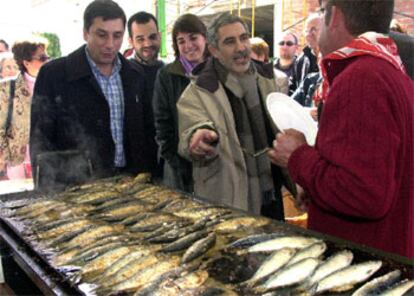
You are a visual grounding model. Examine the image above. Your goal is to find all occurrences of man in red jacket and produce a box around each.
[268,0,414,259]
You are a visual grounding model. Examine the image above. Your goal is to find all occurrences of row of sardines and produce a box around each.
[1,174,413,296]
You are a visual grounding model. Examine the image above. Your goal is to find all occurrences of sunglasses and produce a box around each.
[278,41,295,46]
[32,54,49,62]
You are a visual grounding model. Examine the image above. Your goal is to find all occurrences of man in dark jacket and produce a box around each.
[127,11,164,178]
[290,13,322,93]
[30,0,154,190]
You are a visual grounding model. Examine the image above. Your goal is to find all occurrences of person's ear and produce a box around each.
[329,6,344,30]
[208,44,219,58]
[83,28,88,42]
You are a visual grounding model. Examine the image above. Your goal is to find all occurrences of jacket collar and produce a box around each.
[195,57,275,93]
[166,59,187,77]
[66,45,140,82]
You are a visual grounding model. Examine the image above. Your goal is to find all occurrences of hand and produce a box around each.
[267,129,306,167]
[189,129,219,159]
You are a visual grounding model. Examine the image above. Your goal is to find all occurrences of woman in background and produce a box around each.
[153,14,208,192]
[0,52,18,81]
[0,37,48,180]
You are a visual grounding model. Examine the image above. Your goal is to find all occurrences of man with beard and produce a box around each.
[127,11,164,178]
[274,31,298,80]
[127,11,163,92]
[177,13,295,219]
[30,0,154,190]
[268,0,414,258]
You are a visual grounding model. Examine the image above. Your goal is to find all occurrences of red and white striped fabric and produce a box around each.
[315,32,405,104]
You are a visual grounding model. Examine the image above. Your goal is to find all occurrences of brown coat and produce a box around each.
[178,59,294,214]
[0,75,31,171]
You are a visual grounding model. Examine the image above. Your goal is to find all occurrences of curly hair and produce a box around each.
[12,38,47,74]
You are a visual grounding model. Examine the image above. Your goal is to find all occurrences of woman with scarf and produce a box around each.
[152,14,208,192]
[0,38,48,180]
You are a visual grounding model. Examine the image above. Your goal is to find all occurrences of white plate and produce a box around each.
[266,92,318,145]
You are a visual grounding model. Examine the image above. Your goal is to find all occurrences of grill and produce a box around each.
[0,180,413,296]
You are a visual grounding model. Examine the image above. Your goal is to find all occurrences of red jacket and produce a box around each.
[288,55,414,259]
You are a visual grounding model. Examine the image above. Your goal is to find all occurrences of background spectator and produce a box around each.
[0,52,18,80]
[249,37,269,62]
[0,37,48,180]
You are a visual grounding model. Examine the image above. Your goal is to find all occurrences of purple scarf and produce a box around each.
[179,55,198,75]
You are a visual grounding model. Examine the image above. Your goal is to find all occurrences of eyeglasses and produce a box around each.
[278,41,295,47]
[32,54,49,62]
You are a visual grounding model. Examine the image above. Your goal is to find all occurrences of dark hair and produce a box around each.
[127,12,158,38]
[322,0,394,35]
[12,39,47,73]
[0,39,9,51]
[282,31,298,45]
[172,14,207,57]
[83,0,126,31]
[207,12,250,47]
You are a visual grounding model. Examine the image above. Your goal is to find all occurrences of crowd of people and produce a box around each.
[0,0,413,259]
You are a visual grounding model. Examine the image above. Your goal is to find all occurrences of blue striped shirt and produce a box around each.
[85,48,126,167]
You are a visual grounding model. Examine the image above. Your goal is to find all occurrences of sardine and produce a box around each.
[257,258,320,292]
[93,202,149,221]
[381,279,414,296]
[229,233,287,248]
[160,199,202,213]
[12,199,57,217]
[174,206,231,220]
[78,246,132,282]
[103,256,181,294]
[58,224,124,250]
[247,248,296,284]
[181,233,216,263]
[307,250,354,287]
[286,241,327,266]
[214,216,270,232]
[97,253,161,287]
[138,270,209,296]
[162,230,208,252]
[148,218,207,244]
[36,219,92,240]
[352,270,401,296]
[129,213,182,233]
[248,236,321,253]
[315,260,382,294]
[70,190,119,205]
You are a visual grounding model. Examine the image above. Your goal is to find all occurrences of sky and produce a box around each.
[0,0,152,55]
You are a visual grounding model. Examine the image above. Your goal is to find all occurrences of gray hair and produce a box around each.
[0,52,14,73]
[207,12,250,47]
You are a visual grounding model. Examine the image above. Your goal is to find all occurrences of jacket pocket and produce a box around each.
[194,157,220,186]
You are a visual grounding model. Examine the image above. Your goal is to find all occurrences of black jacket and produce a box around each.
[129,58,164,178]
[152,59,192,190]
[30,45,154,188]
[290,46,319,94]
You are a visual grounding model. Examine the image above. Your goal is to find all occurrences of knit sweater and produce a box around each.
[288,55,414,258]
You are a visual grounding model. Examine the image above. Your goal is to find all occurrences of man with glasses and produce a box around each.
[291,13,322,93]
[274,31,298,80]
[177,13,295,220]
[269,0,414,259]
[30,0,154,190]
